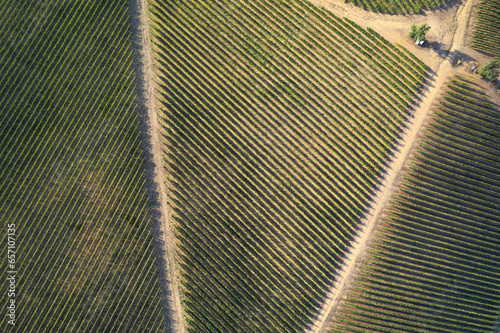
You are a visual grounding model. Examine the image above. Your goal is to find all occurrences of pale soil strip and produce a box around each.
[304,0,477,331]
[127,0,186,332]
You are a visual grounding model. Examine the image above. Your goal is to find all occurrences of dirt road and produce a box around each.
[304,0,477,331]
[127,0,186,332]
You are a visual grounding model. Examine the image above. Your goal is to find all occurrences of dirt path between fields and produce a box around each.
[304,0,477,331]
[128,0,186,332]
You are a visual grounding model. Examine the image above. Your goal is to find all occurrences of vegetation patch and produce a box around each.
[479,57,500,81]
[346,0,446,15]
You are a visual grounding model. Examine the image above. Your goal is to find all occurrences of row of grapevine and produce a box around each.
[346,0,445,15]
[331,75,500,332]
[150,0,426,331]
[472,0,500,55]
[0,0,165,332]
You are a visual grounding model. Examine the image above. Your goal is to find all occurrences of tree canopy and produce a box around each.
[479,57,500,82]
[409,23,431,42]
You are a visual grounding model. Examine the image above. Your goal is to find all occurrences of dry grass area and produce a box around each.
[127,0,186,331]
[311,0,493,69]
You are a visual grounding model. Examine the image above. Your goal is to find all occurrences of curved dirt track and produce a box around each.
[304,0,478,331]
[127,0,186,332]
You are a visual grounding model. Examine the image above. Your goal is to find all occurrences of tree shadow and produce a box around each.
[425,41,449,58]
[447,49,475,66]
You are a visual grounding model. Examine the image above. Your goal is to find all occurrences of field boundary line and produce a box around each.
[307,66,448,333]
[127,0,186,332]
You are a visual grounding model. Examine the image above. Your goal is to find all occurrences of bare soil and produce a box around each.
[303,0,491,331]
[127,0,186,332]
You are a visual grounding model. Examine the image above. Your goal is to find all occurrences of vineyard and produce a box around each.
[472,0,500,55]
[4,0,500,331]
[151,0,426,331]
[0,0,165,332]
[331,75,500,332]
[346,0,446,15]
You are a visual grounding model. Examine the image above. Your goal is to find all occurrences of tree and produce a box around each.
[479,57,500,82]
[409,23,431,42]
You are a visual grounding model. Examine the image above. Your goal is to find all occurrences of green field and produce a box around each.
[472,0,500,55]
[346,0,446,15]
[331,75,500,332]
[0,0,165,331]
[151,0,426,331]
